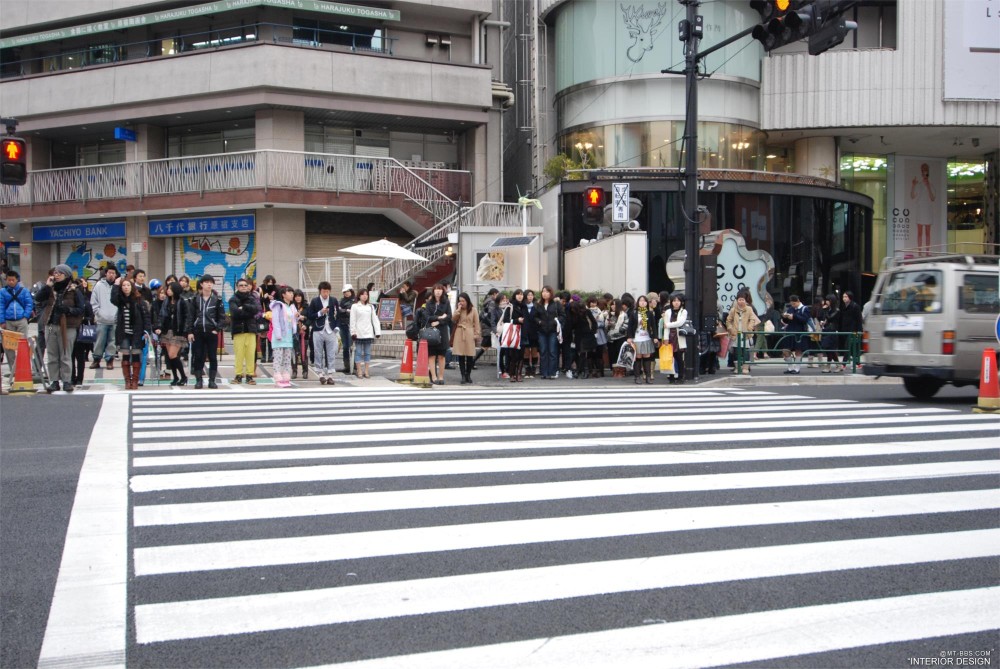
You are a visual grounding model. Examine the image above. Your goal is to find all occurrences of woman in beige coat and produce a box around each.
[451,292,482,385]
[726,290,761,374]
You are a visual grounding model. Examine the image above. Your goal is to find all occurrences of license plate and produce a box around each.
[893,338,915,351]
[886,316,924,332]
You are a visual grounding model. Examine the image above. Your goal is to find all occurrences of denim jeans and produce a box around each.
[354,338,373,363]
[92,322,117,361]
[538,332,558,378]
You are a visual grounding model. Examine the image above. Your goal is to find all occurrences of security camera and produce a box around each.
[626,220,641,231]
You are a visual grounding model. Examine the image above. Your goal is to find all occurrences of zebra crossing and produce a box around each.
[127,387,1000,667]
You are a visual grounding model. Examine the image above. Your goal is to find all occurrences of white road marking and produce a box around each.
[133,529,1000,643]
[133,489,1000,575]
[318,587,1000,669]
[37,395,129,669]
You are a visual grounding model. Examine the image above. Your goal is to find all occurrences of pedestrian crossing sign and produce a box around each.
[612,183,630,223]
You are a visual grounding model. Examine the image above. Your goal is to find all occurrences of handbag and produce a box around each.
[678,320,697,337]
[418,326,442,346]
[76,323,97,344]
[499,323,521,349]
[405,320,420,340]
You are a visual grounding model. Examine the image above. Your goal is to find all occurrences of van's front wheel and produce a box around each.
[903,377,943,400]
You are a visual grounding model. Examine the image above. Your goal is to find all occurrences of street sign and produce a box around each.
[114,127,137,142]
[612,183,629,223]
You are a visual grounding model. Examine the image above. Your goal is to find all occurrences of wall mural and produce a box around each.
[63,241,128,286]
[180,234,256,304]
[621,2,668,63]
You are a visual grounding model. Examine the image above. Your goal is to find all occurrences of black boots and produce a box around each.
[208,372,218,389]
[169,358,188,386]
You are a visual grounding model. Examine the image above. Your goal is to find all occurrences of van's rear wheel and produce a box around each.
[903,377,943,400]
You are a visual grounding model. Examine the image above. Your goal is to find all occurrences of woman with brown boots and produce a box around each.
[111,277,151,390]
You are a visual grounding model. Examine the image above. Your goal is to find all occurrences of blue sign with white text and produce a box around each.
[114,127,137,142]
[32,222,126,242]
[148,215,255,237]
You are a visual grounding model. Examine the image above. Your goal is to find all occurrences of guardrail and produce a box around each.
[0,150,470,215]
[734,331,862,374]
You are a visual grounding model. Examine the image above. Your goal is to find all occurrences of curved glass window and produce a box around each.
[561,121,766,171]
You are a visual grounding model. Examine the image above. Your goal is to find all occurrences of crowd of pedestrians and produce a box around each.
[2,263,866,392]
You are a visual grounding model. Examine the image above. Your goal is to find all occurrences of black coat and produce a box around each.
[534,300,560,335]
[571,308,598,352]
[110,285,151,345]
[187,293,226,335]
[840,300,863,333]
[229,291,261,335]
[158,298,191,335]
[626,307,658,340]
[422,296,453,341]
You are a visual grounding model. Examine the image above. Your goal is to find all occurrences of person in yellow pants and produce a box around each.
[229,277,261,385]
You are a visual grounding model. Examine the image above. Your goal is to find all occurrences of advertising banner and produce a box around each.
[889,157,947,257]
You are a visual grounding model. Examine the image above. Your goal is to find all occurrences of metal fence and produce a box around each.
[298,257,382,302]
[0,150,470,211]
[734,331,862,373]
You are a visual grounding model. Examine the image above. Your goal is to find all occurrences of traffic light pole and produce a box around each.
[681,0,701,383]
[671,3,753,382]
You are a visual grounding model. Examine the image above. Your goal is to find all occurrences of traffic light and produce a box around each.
[582,187,605,225]
[0,137,27,186]
[750,0,856,54]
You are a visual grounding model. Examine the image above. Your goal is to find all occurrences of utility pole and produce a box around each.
[680,0,702,382]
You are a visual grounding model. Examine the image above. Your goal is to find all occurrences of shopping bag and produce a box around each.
[76,323,97,344]
[614,341,636,371]
[659,342,674,375]
[499,323,521,349]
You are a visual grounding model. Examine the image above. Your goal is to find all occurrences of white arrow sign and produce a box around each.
[612,183,630,223]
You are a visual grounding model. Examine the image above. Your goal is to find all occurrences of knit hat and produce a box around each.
[53,264,74,278]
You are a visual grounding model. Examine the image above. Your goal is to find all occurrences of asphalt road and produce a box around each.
[1,383,997,668]
[0,394,103,669]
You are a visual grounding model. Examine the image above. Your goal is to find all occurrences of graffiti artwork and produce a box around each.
[63,241,128,285]
[180,234,256,303]
[621,2,668,63]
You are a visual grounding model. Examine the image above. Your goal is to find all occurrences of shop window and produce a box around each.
[167,127,254,158]
[947,161,987,252]
[78,141,126,166]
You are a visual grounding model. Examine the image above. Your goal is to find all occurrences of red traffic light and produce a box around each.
[584,187,605,207]
[1,137,28,186]
[3,139,24,161]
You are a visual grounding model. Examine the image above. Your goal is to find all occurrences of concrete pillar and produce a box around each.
[134,124,166,162]
[254,207,305,283]
[794,136,837,181]
[255,109,304,152]
[27,136,50,170]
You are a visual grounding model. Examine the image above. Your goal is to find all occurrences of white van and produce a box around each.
[863,251,999,399]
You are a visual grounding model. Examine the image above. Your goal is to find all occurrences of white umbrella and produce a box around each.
[338,239,426,290]
[338,239,426,261]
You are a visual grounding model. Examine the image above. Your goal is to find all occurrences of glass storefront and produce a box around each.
[840,154,989,267]
[562,186,873,304]
[561,121,768,171]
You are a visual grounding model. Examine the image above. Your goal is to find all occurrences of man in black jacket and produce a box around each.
[187,274,226,388]
[229,277,261,384]
[337,284,355,375]
[308,281,340,385]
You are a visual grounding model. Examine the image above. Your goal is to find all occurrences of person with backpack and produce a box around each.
[1,270,34,380]
[473,288,499,369]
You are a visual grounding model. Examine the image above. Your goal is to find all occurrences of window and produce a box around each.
[960,274,999,314]
[293,18,382,52]
[879,270,942,315]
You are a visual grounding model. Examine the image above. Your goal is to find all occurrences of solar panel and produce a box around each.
[490,236,535,248]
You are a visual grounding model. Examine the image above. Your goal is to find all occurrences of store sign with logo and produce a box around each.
[32,222,126,242]
[148,215,255,237]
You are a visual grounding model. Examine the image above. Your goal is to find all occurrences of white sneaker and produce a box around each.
[566,370,574,379]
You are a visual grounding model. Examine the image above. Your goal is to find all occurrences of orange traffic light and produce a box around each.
[1,137,27,186]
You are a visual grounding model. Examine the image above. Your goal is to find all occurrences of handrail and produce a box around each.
[735,331,862,374]
[0,150,468,212]
[354,201,523,292]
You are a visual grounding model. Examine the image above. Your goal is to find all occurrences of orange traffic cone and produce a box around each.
[412,339,431,388]
[396,339,414,384]
[972,348,999,413]
[9,336,36,395]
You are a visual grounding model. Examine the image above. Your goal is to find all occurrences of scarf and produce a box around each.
[638,306,649,332]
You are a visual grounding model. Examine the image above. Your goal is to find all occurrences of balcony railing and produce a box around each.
[0,23,396,79]
[0,150,471,218]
